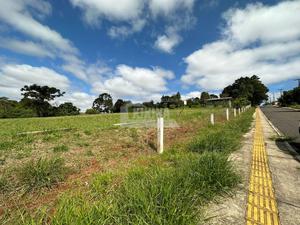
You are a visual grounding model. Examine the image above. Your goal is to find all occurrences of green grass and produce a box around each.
[18,157,68,191]
[189,111,253,153]
[53,145,69,153]
[10,109,254,225]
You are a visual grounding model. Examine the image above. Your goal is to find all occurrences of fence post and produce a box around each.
[226,108,229,121]
[238,108,241,115]
[233,108,237,117]
[157,117,164,154]
[210,113,215,125]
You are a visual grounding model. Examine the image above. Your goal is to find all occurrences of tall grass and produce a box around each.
[18,157,68,191]
[9,109,254,224]
[189,110,253,153]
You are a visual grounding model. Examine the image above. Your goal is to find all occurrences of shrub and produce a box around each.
[18,157,68,191]
[85,108,98,114]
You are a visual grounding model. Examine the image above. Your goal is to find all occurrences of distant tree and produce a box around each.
[200,92,210,101]
[143,100,155,108]
[85,108,99,114]
[93,93,113,113]
[160,92,183,108]
[56,102,80,116]
[21,84,65,117]
[0,97,36,118]
[113,99,125,113]
[278,87,300,106]
[209,94,218,99]
[222,75,268,106]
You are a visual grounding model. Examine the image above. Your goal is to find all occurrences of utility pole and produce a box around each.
[278,89,283,97]
[296,79,300,87]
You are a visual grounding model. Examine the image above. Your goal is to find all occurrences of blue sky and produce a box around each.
[0,0,300,110]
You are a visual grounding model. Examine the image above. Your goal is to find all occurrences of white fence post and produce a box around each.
[233,108,237,117]
[210,113,215,125]
[226,108,229,121]
[157,117,164,154]
[238,108,241,115]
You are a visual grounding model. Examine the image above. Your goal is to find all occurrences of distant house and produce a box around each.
[206,97,232,108]
[131,103,145,112]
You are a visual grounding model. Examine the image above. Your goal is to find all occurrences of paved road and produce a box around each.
[261,106,300,150]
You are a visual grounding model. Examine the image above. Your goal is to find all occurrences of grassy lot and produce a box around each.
[0,107,253,224]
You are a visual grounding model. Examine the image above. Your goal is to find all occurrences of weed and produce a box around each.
[0,175,10,193]
[53,145,69,153]
[85,149,94,156]
[18,157,68,191]
[84,130,92,136]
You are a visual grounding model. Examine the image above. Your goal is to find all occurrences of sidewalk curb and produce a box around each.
[259,108,300,162]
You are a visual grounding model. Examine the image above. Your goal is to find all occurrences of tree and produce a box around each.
[200,92,210,101]
[278,87,300,106]
[93,93,113,113]
[0,97,36,118]
[21,84,65,117]
[160,92,183,108]
[210,94,218,99]
[222,75,268,106]
[85,108,98,114]
[143,100,155,108]
[113,99,125,113]
[56,102,80,116]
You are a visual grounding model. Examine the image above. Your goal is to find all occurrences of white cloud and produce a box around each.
[0,37,54,58]
[0,64,70,99]
[108,19,146,38]
[154,33,182,53]
[91,65,174,101]
[70,0,196,50]
[55,92,96,111]
[181,1,300,90]
[181,91,201,100]
[223,1,300,45]
[0,0,77,54]
[69,0,144,25]
[149,0,195,17]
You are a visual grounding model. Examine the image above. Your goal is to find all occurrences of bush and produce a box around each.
[85,108,99,114]
[18,157,68,191]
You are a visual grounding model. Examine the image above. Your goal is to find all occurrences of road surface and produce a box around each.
[261,105,300,151]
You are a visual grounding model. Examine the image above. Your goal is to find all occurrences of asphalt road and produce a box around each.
[261,106,300,150]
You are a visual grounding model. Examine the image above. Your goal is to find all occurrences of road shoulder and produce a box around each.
[260,110,300,225]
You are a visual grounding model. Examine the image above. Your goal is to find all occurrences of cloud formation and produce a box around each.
[181,1,300,90]
[0,64,70,99]
[91,65,174,102]
[70,0,197,52]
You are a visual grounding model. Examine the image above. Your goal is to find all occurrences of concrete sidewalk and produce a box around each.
[261,110,300,225]
[205,110,300,225]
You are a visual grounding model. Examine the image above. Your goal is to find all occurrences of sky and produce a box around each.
[0,0,300,110]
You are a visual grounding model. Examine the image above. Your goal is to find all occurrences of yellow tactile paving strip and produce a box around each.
[246,109,280,225]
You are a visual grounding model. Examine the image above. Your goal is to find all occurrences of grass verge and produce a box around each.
[5,109,254,224]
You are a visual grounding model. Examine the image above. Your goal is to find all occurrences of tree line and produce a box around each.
[0,75,269,118]
[278,86,300,106]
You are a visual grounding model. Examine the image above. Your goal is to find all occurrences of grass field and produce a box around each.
[0,107,254,224]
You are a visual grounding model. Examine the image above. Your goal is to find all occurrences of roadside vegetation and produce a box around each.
[278,86,300,107]
[0,108,254,224]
